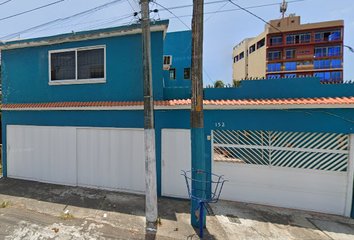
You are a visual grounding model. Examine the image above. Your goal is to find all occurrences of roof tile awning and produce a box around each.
[1,97,354,110]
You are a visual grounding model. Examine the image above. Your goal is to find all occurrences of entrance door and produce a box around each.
[161,129,191,198]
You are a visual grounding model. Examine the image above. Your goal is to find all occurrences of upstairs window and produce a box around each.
[285,62,297,71]
[239,52,244,59]
[315,30,342,42]
[50,46,105,84]
[269,36,283,46]
[286,33,311,44]
[314,45,341,57]
[268,50,282,60]
[285,48,296,59]
[249,44,256,54]
[257,38,265,49]
[267,63,281,72]
[184,68,191,79]
[169,68,176,80]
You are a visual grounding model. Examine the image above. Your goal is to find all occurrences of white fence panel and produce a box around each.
[7,125,77,185]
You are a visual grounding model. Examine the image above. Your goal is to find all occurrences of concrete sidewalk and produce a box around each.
[0,178,353,239]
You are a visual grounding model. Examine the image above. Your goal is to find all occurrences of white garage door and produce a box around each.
[212,130,354,216]
[7,125,77,186]
[77,128,145,193]
[7,125,145,194]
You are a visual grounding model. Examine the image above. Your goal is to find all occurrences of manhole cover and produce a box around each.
[226,214,241,224]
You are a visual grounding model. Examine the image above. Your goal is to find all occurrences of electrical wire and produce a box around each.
[228,0,282,32]
[1,0,126,40]
[154,1,190,30]
[0,0,11,6]
[204,1,229,23]
[0,0,67,22]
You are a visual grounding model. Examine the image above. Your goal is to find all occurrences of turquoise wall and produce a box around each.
[1,31,165,103]
[163,31,192,90]
[205,77,354,100]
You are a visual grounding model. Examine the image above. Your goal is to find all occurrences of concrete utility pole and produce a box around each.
[140,0,158,223]
[191,0,206,228]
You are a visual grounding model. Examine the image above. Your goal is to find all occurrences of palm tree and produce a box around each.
[232,79,241,87]
[214,80,224,88]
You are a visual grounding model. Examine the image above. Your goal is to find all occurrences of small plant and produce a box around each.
[60,213,74,220]
[1,201,11,208]
[156,216,162,226]
[0,164,2,175]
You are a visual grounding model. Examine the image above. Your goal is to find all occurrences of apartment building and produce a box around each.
[232,15,344,82]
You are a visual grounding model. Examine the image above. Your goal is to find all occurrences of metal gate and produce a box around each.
[212,130,353,216]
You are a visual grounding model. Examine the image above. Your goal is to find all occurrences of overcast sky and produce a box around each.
[0,0,353,85]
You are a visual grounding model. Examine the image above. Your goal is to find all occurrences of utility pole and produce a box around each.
[191,0,206,228]
[140,0,158,223]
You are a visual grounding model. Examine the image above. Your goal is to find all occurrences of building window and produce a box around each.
[234,55,239,63]
[314,45,341,57]
[268,50,282,60]
[285,74,297,77]
[267,74,281,79]
[249,44,256,54]
[184,68,191,79]
[169,68,176,80]
[286,33,311,44]
[314,59,341,69]
[267,63,281,72]
[163,55,172,65]
[285,48,296,59]
[50,46,105,83]
[257,38,265,49]
[315,29,342,42]
[239,52,244,59]
[314,71,342,81]
[285,62,296,71]
[269,36,282,46]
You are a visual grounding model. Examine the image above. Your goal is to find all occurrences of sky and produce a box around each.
[0,0,353,86]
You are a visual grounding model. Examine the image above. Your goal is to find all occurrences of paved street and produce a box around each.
[0,177,353,239]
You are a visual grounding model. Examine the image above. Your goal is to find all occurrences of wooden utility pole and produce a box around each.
[191,0,206,228]
[140,0,158,223]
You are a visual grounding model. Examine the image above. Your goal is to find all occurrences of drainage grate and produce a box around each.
[226,214,241,224]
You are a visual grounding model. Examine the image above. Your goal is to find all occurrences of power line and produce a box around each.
[0,0,11,6]
[153,1,190,30]
[204,1,229,23]
[228,0,282,32]
[1,0,125,40]
[0,0,67,22]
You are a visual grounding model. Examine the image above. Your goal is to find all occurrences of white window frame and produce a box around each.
[48,45,106,85]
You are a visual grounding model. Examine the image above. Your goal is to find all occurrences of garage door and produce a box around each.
[77,128,145,193]
[7,125,145,194]
[7,125,77,185]
[212,130,354,216]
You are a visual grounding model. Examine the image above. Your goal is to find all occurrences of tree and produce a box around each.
[232,79,241,87]
[214,80,224,88]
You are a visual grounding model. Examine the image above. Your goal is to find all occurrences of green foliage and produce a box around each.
[214,80,225,88]
[0,164,2,175]
[232,79,241,87]
[60,213,74,220]
[1,201,11,208]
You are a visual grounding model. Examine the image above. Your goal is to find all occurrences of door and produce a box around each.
[161,129,191,198]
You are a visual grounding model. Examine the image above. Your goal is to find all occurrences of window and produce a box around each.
[50,46,105,84]
[285,48,296,59]
[286,33,311,44]
[267,63,281,72]
[285,74,296,77]
[314,45,341,57]
[169,68,176,80]
[239,52,244,59]
[315,29,342,42]
[249,44,256,54]
[184,68,191,79]
[234,56,239,63]
[285,62,296,71]
[163,55,172,65]
[257,38,265,49]
[267,74,281,79]
[268,50,282,60]
[314,71,342,81]
[269,36,283,46]
[314,59,341,69]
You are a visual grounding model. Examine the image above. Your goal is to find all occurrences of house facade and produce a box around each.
[232,15,344,81]
[1,22,354,219]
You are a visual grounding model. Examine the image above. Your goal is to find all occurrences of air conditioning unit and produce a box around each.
[163,55,172,70]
